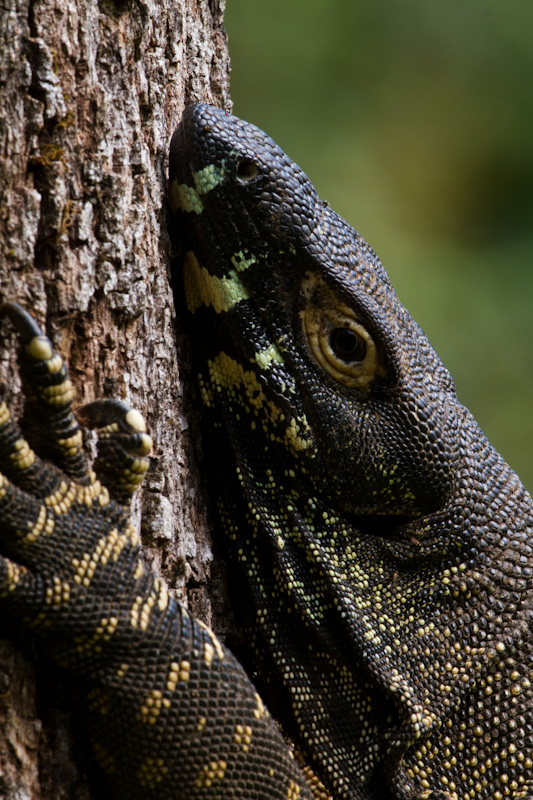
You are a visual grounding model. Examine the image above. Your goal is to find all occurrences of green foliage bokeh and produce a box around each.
[226,0,533,490]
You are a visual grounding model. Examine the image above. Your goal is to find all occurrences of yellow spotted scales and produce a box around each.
[169,106,533,799]
[0,104,532,800]
[0,302,313,799]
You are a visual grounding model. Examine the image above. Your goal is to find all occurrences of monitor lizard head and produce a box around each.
[170,103,461,523]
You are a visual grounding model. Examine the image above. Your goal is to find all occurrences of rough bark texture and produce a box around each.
[0,0,231,796]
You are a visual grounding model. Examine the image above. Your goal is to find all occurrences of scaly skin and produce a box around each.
[169,105,533,799]
[1,105,533,800]
[0,302,313,800]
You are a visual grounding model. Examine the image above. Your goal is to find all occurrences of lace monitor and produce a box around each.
[1,104,532,799]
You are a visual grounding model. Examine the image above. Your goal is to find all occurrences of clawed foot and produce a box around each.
[0,302,152,630]
[0,303,315,800]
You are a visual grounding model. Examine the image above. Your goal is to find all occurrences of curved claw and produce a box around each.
[0,301,44,344]
[0,303,90,485]
[78,399,152,504]
[78,399,148,437]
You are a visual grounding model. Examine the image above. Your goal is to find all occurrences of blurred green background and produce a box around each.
[225,0,533,491]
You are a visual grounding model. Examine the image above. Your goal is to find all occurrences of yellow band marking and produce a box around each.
[57,429,83,457]
[40,378,74,405]
[45,353,64,374]
[298,761,332,800]
[183,250,250,314]
[156,578,169,612]
[97,485,111,506]
[45,576,71,606]
[10,438,36,470]
[208,352,268,412]
[169,162,226,215]
[72,526,137,587]
[285,416,313,452]
[130,578,166,630]
[75,472,105,506]
[193,161,226,195]
[208,352,313,453]
[87,687,112,715]
[44,479,77,514]
[21,503,54,544]
[169,180,203,214]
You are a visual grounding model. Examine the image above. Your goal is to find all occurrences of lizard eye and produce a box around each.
[329,327,367,363]
[301,305,383,391]
[236,159,260,183]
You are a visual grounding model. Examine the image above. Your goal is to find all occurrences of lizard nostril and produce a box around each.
[236,158,260,182]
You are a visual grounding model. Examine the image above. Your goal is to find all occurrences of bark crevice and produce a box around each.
[0,0,230,794]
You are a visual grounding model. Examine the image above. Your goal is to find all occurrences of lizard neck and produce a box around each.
[207,406,533,799]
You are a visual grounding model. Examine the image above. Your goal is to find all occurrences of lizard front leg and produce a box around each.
[0,302,313,800]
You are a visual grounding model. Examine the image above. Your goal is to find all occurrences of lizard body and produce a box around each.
[0,105,532,799]
[169,105,533,800]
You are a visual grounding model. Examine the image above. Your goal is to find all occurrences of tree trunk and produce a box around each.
[0,0,230,795]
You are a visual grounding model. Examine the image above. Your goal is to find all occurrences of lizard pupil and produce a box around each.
[236,158,260,182]
[330,327,367,362]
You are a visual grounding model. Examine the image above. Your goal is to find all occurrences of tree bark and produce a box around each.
[0,0,230,795]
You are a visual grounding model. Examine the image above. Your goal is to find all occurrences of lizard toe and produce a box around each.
[0,302,90,485]
[77,398,152,505]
